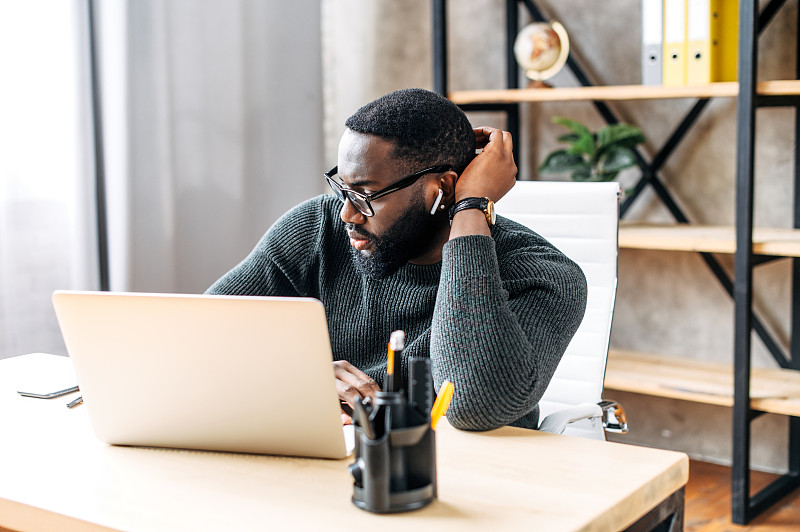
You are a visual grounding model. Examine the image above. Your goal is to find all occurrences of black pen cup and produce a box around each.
[349,391,436,513]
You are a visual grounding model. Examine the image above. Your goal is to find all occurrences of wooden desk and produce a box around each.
[0,354,688,531]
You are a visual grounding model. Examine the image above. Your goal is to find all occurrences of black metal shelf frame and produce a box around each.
[432,0,800,524]
[733,0,800,524]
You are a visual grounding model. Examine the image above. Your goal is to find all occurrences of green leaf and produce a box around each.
[567,132,596,157]
[543,117,645,182]
[552,116,592,138]
[570,165,594,181]
[552,117,595,157]
[557,133,581,144]
[597,145,637,174]
[596,123,645,150]
[538,150,586,175]
[595,170,620,182]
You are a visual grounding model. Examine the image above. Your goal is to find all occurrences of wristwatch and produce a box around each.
[448,197,496,227]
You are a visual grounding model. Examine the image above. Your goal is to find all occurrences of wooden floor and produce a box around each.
[686,460,800,531]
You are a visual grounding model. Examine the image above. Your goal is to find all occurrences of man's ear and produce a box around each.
[439,170,459,207]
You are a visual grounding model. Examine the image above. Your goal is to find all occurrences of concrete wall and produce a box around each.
[323,0,797,472]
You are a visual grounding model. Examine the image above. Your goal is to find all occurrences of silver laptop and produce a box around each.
[52,290,349,459]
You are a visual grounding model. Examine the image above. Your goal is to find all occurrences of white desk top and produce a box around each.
[0,353,688,532]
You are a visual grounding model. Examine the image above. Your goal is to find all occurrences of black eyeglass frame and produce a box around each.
[324,164,452,217]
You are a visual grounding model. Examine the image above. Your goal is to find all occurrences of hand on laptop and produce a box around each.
[333,361,380,425]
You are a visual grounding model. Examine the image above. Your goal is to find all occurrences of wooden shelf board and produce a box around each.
[449,80,800,104]
[756,79,800,96]
[605,350,800,417]
[619,223,800,257]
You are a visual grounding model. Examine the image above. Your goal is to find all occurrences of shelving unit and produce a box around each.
[449,80,800,103]
[432,0,800,524]
[606,350,800,417]
[619,223,800,257]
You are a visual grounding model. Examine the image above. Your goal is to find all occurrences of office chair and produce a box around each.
[495,180,627,440]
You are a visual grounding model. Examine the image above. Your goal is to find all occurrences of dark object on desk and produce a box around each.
[349,357,436,513]
[352,400,375,441]
[18,385,80,399]
[408,357,432,417]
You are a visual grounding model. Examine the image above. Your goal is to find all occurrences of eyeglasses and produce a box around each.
[324,164,451,217]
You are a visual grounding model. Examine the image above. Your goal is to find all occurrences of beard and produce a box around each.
[348,197,441,280]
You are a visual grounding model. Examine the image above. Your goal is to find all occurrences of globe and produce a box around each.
[513,21,570,85]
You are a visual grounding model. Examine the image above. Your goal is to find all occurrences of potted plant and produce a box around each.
[538,117,645,182]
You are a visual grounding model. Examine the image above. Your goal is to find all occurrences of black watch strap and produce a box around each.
[448,197,496,226]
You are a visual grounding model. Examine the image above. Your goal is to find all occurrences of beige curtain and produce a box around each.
[0,0,325,357]
[0,0,99,358]
[109,0,325,293]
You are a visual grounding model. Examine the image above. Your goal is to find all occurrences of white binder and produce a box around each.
[642,0,663,85]
[687,0,712,85]
[663,0,687,86]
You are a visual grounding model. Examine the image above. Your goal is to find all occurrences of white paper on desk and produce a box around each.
[15,353,78,397]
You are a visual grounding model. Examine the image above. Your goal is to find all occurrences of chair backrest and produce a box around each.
[495,181,619,439]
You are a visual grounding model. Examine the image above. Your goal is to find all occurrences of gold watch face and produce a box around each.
[485,198,496,225]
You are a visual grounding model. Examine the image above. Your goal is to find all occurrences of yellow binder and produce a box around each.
[663,0,687,86]
[687,0,738,85]
[712,0,738,82]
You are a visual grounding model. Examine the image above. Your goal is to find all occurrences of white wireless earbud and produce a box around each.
[430,189,444,215]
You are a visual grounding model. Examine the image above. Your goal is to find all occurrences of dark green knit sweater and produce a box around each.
[207,194,587,431]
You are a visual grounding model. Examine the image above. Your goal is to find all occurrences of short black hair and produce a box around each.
[345,88,475,174]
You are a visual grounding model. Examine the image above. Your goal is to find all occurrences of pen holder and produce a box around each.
[349,392,437,513]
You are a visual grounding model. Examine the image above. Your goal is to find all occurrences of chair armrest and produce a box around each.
[538,403,603,435]
[539,401,629,435]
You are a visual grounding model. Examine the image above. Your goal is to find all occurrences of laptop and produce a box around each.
[52,290,350,459]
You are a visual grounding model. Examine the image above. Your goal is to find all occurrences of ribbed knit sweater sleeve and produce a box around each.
[431,224,587,431]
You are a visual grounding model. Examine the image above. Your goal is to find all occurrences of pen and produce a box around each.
[430,380,454,430]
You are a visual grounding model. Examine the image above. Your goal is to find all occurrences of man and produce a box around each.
[207,88,587,431]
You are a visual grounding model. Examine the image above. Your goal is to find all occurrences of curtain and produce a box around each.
[0,0,99,358]
[0,0,324,358]
[108,0,324,293]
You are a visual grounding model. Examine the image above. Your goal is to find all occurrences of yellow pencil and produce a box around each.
[384,342,394,392]
[385,331,404,392]
[430,380,454,430]
[387,342,394,376]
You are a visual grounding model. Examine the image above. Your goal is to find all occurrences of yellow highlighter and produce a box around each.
[430,380,454,430]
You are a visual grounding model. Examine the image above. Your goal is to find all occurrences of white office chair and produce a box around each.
[495,180,626,440]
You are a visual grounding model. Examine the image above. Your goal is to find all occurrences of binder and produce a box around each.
[687,0,739,85]
[687,0,712,85]
[663,0,687,86]
[641,0,663,85]
[712,0,738,82]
